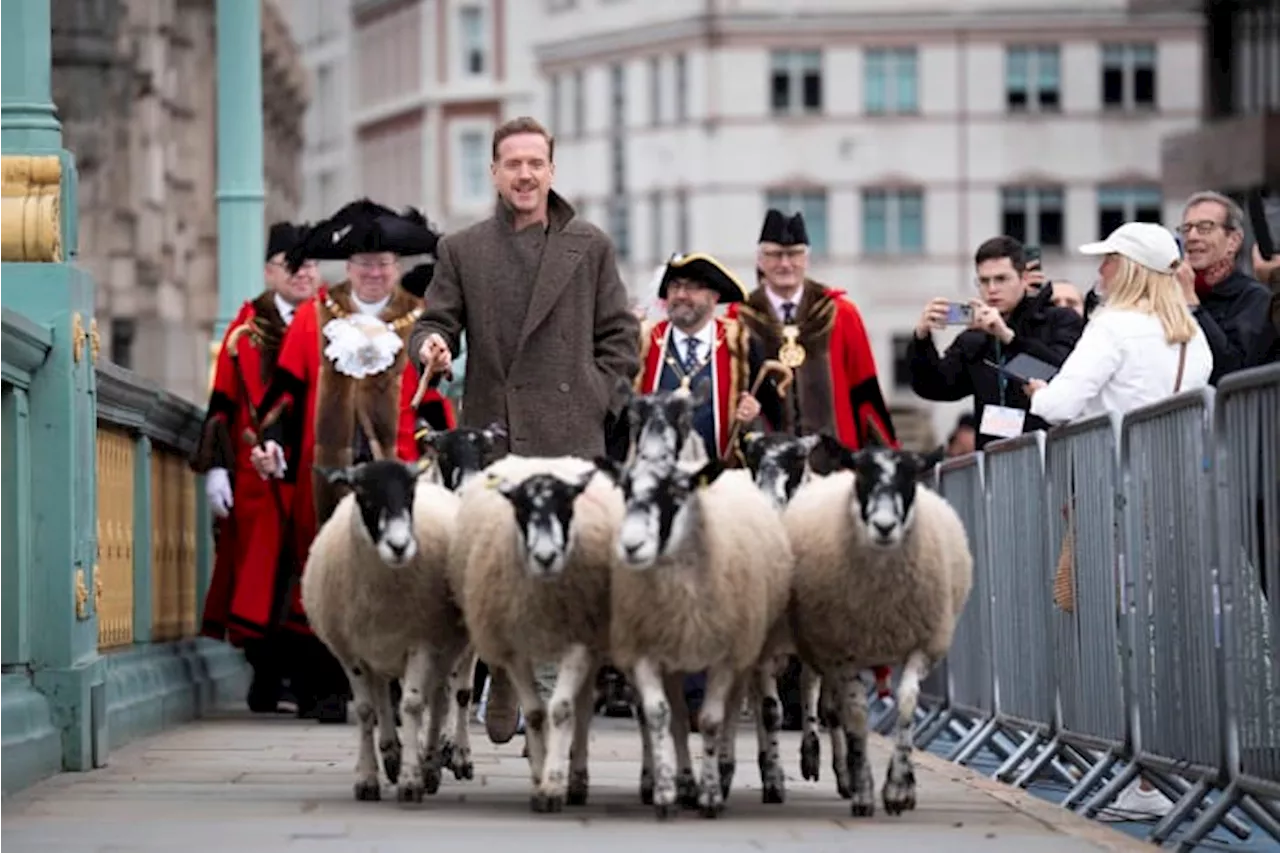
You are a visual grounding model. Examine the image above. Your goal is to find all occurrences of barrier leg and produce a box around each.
[1061,749,1117,810]
[1148,778,1212,845]
[1080,761,1138,817]
[1147,772,1252,842]
[948,717,999,765]
[914,708,952,748]
[1012,734,1063,788]
[1173,781,1241,853]
[994,730,1043,782]
[1239,793,1280,844]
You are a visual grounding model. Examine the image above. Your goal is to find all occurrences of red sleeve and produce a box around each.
[838,298,899,450]
[192,302,255,472]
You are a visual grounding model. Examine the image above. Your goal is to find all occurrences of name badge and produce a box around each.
[979,405,1026,439]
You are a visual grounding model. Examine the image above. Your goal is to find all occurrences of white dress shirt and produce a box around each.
[273,293,296,326]
[764,287,801,323]
[1029,307,1213,425]
[353,294,391,316]
[669,320,716,370]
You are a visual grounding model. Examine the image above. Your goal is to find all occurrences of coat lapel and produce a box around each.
[514,191,588,356]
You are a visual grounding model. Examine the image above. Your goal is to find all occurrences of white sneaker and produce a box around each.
[1098,778,1173,821]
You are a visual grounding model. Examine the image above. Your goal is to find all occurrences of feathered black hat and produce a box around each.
[265,221,307,262]
[285,198,441,272]
[401,262,435,299]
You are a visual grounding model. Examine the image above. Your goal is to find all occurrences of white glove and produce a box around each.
[206,468,233,519]
[250,440,287,480]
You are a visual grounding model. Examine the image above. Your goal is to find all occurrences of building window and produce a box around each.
[1006,45,1060,112]
[1000,186,1065,250]
[676,189,690,248]
[891,333,914,390]
[650,191,664,261]
[459,130,488,204]
[649,56,661,126]
[862,188,925,256]
[764,189,828,258]
[572,69,585,137]
[1102,44,1156,109]
[770,49,822,115]
[459,5,486,76]
[674,53,688,121]
[609,196,631,261]
[864,47,918,115]
[548,74,561,135]
[111,318,136,370]
[1097,185,1162,238]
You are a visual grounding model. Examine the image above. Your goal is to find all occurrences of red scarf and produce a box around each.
[1194,257,1234,296]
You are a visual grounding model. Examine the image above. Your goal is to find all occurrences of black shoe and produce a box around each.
[315,694,349,724]
[246,671,283,714]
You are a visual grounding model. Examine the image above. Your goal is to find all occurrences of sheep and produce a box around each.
[594,452,795,819]
[301,459,468,803]
[783,435,971,817]
[449,454,623,813]
[413,420,505,781]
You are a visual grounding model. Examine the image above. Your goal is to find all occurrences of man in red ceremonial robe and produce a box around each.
[728,208,899,721]
[635,252,784,461]
[192,221,320,714]
[251,200,456,722]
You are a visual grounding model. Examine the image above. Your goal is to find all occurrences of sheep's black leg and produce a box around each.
[834,663,875,816]
[882,651,928,816]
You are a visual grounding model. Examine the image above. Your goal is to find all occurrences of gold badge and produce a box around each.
[778,325,806,369]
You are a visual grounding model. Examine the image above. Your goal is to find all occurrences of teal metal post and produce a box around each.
[0,0,105,776]
[215,0,266,339]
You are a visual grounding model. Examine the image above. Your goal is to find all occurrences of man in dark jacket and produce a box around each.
[907,235,1084,449]
[1179,191,1277,381]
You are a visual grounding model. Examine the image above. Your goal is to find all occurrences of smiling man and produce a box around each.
[409,116,640,747]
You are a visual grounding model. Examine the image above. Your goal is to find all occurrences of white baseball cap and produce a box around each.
[1078,222,1182,273]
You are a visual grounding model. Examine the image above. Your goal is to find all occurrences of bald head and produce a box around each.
[1051,281,1084,317]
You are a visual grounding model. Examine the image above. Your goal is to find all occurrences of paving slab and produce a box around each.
[1,711,1150,853]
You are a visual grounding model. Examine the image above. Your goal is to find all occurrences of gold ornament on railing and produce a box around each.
[72,312,85,364]
[0,155,63,262]
[74,569,90,620]
[94,569,104,614]
[89,318,101,364]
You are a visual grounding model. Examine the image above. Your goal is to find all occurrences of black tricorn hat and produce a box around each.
[658,252,748,304]
[266,221,307,261]
[285,199,441,272]
[401,261,435,299]
[758,208,809,246]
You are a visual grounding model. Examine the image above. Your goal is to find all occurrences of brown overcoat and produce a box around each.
[409,191,640,459]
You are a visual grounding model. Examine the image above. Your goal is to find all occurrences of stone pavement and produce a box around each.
[2,711,1151,853]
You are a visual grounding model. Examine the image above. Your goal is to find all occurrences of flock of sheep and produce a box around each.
[299,381,975,821]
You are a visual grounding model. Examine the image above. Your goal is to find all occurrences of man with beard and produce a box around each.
[249,199,456,722]
[193,221,320,714]
[728,208,899,718]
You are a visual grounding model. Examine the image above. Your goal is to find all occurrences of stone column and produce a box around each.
[214,0,266,340]
[1,0,106,776]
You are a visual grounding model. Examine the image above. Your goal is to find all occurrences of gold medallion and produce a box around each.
[778,325,806,369]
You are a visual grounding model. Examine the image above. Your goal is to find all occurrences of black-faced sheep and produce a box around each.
[414,421,505,780]
[449,455,622,813]
[594,453,794,819]
[301,460,468,803]
[784,437,971,817]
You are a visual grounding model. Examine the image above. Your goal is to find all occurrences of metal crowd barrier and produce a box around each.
[869,363,1280,850]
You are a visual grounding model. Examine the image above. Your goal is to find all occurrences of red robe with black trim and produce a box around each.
[636,317,752,459]
[256,282,456,637]
[729,280,898,450]
[193,293,296,646]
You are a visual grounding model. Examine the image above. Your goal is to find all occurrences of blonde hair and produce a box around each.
[1100,254,1198,345]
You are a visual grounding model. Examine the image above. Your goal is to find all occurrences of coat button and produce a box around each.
[558,382,570,392]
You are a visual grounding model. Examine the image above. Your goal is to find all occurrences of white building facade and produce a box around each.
[534,0,1204,440]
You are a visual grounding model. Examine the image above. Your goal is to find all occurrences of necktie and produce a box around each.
[683,337,700,372]
[781,302,796,323]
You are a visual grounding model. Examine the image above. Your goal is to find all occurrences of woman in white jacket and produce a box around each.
[1025,221,1213,424]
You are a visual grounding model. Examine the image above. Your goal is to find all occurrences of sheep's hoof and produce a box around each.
[762,780,786,805]
[422,765,442,796]
[353,778,381,801]
[639,769,655,805]
[717,759,735,801]
[566,769,589,806]
[697,795,725,819]
[850,800,875,818]
[882,767,917,815]
[800,732,821,781]
[654,802,678,821]
[676,769,698,810]
[451,758,475,781]
[530,791,564,813]
[836,778,853,799]
[380,742,402,785]
[396,780,424,803]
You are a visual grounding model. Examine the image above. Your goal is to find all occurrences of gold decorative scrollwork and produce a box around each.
[75,569,90,620]
[0,155,63,262]
[94,569,104,613]
[72,312,85,364]
[89,318,101,364]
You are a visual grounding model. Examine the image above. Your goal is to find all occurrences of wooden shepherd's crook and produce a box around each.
[722,358,794,462]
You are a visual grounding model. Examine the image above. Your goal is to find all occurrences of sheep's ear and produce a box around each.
[915,445,946,474]
[568,468,596,496]
[593,455,623,486]
[692,456,725,489]
[808,432,847,476]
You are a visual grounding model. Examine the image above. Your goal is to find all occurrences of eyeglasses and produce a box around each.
[1176,220,1232,236]
[268,260,318,272]
[760,247,807,262]
[350,257,397,270]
